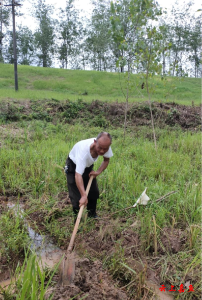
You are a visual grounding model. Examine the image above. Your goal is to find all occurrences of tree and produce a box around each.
[165,2,195,77]
[0,3,10,62]
[134,25,164,148]
[110,0,162,142]
[110,0,133,73]
[110,0,162,73]
[84,0,112,71]
[34,0,55,67]
[57,0,82,69]
[4,30,14,64]
[186,16,202,78]
[17,25,34,65]
[157,21,172,76]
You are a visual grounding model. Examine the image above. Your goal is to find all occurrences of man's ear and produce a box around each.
[94,139,97,143]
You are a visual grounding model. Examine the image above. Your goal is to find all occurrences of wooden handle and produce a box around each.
[67,176,94,253]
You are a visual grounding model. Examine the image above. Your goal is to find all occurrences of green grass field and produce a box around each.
[0,63,201,299]
[0,63,201,105]
[0,121,201,298]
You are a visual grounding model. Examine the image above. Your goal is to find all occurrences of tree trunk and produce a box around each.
[162,51,166,75]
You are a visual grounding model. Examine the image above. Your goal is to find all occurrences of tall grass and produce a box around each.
[2,252,59,300]
[0,203,31,260]
[0,121,200,228]
[0,119,201,299]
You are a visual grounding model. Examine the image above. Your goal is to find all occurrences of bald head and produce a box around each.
[96,132,112,143]
[93,132,112,156]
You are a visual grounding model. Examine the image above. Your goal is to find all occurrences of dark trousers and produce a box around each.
[66,156,99,217]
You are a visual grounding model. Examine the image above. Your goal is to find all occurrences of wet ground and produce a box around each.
[1,196,190,300]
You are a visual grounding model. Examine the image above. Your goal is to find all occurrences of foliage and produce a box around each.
[1,0,201,77]
[4,252,59,300]
[110,0,162,142]
[84,0,113,71]
[57,0,83,69]
[110,0,162,71]
[0,205,30,260]
[61,99,85,121]
[17,26,35,65]
[0,4,10,63]
[33,0,55,67]
[186,17,202,78]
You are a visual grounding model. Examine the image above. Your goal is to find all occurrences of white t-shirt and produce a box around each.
[69,138,113,175]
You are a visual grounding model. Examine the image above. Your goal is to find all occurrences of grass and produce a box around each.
[0,63,201,299]
[0,251,60,300]
[0,121,202,296]
[0,121,200,227]
[0,204,31,261]
[0,122,201,299]
[0,63,201,105]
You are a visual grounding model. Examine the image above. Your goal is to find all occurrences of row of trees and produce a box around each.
[0,0,201,77]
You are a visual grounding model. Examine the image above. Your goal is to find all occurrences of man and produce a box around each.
[65,132,113,220]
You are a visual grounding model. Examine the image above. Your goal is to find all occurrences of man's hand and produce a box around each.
[79,195,88,207]
[89,157,110,178]
[89,170,99,178]
[75,172,88,207]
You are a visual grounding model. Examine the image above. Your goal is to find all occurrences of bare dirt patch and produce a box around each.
[0,99,201,131]
[46,258,128,300]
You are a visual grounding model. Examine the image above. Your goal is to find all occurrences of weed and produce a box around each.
[0,206,30,261]
[62,100,85,121]
[0,102,21,122]
[0,99,200,299]
[166,108,180,125]
[12,251,60,300]
[187,224,201,252]
[89,115,109,127]
[104,242,131,283]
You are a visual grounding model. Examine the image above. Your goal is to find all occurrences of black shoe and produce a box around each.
[88,212,98,219]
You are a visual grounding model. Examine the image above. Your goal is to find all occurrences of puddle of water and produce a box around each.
[0,201,64,289]
[7,201,62,255]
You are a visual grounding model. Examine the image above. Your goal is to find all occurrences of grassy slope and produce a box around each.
[0,63,201,105]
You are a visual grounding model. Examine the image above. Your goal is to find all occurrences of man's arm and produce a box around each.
[89,157,110,178]
[75,172,88,207]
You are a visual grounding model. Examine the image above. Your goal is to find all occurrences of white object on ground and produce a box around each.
[133,188,150,207]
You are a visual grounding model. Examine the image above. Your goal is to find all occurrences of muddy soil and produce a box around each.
[1,195,199,300]
[46,257,129,300]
